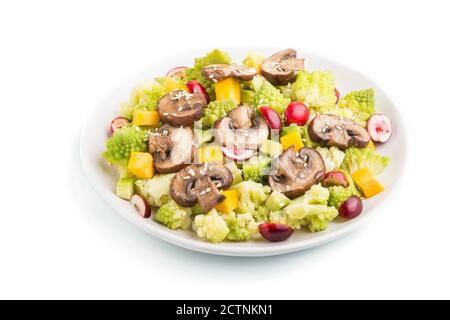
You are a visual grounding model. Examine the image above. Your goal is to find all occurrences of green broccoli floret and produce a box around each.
[231,181,271,222]
[193,210,229,243]
[269,185,338,232]
[339,89,375,124]
[184,49,233,100]
[242,156,272,183]
[154,200,192,230]
[135,173,175,207]
[223,212,258,241]
[201,99,237,128]
[341,147,390,175]
[316,146,346,172]
[102,125,148,168]
[121,81,165,120]
[327,186,353,209]
[251,76,291,114]
[291,70,336,109]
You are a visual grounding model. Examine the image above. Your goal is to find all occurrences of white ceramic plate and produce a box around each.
[80,47,406,257]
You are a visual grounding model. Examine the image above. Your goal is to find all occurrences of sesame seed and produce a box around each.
[205,188,211,193]
[199,190,206,195]
[183,176,191,180]
[336,125,343,130]
[286,185,291,191]
[163,112,169,116]
[212,79,218,83]
[209,74,215,79]
[299,174,306,179]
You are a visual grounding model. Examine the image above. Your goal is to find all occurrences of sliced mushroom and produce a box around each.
[148,124,194,173]
[157,89,207,127]
[170,163,233,212]
[214,105,269,150]
[261,49,305,86]
[269,147,326,199]
[202,64,257,83]
[308,114,370,149]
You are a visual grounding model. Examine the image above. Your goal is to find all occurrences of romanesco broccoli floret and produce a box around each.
[327,186,353,209]
[154,200,192,230]
[135,173,175,207]
[269,185,338,232]
[265,190,291,211]
[193,210,229,243]
[102,125,148,168]
[121,81,165,119]
[241,89,255,105]
[251,76,291,114]
[339,89,375,124]
[185,49,233,99]
[341,147,390,175]
[201,99,237,127]
[231,181,271,222]
[291,70,336,109]
[316,146,346,172]
[223,212,258,241]
[242,156,272,183]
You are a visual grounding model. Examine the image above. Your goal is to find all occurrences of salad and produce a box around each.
[102,49,392,243]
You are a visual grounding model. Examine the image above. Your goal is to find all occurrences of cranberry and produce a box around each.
[284,102,310,126]
[186,80,210,103]
[259,223,294,242]
[322,171,348,188]
[339,196,363,220]
[260,106,282,130]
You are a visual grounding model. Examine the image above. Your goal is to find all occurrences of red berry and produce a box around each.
[339,196,363,220]
[186,80,210,103]
[322,171,348,188]
[259,223,294,242]
[284,102,310,126]
[259,106,282,130]
[334,88,340,104]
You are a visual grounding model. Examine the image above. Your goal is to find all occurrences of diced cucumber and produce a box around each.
[116,178,136,200]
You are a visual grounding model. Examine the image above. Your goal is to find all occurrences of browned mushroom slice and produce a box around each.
[269,147,326,199]
[148,124,194,173]
[214,105,269,150]
[170,163,233,212]
[261,49,305,86]
[202,64,257,82]
[308,114,370,149]
[157,89,207,127]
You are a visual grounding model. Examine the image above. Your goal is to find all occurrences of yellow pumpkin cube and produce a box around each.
[162,77,188,93]
[280,131,304,152]
[132,110,160,126]
[127,152,154,179]
[215,190,240,214]
[243,53,265,74]
[215,77,241,105]
[197,146,223,163]
[352,167,384,199]
[367,140,376,150]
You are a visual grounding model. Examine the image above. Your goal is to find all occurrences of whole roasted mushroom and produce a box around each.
[170,163,233,213]
[148,124,194,173]
[308,114,370,149]
[261,49,305,86]
[214,105,269,150]
[269,147,326,198]
[157,89,207,127]
[202,64,257,83]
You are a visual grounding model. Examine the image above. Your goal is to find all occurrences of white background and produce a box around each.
[0,0,449,299]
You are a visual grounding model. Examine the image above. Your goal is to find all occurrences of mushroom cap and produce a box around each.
[214,105,269,150]
[202,64,257,82]
[157,89,207,127]
[269,147,326,199]
[169,163,233,212]
[308,114,371,149]
[148,124,194,174]
[261,49,305,86]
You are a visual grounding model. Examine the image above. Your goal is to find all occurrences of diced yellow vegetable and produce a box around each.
[351,167,384,199]
[162,77,188,93]
[215,77,241,105]
[127,152,154,179]
[132,110,160,126]
[215,190,240,214]
[197,146,224,163]
[367,140,376,150]
[280,131,304,152]
[243,53,265,74]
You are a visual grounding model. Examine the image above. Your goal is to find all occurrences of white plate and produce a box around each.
[80,47,406,257]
